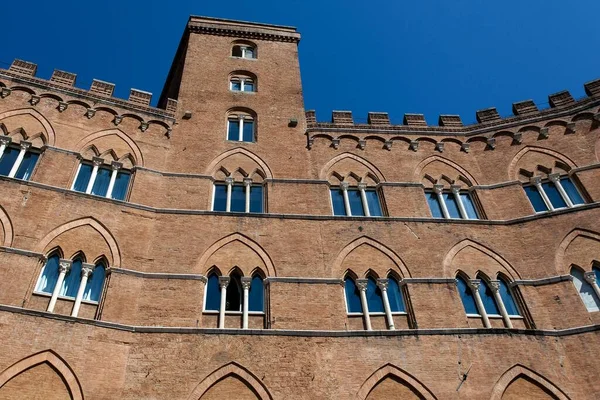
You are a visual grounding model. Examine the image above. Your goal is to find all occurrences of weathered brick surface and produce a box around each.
[0,15,599,399]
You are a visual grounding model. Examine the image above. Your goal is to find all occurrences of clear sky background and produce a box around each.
[2,0,599,125]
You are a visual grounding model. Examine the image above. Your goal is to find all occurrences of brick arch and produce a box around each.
[556,228,600,274]
[0,349,84,400]
[443,239,520,280]
[36,217,121,267]
[196,233,276,277]
[187,361,272,400]
[75,128,144,167]
[333,236,411,278]
[205,148,273,180]
[414,155,478,187]
[0,107,56,146]
[320,153,386,183]
[508,146,577,181]
[490,364,570,400]
[356,364,437,400]
[0,205,14,247]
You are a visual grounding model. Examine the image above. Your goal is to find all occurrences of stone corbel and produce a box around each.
[358,139,366,150]
[85,108,96,119]
[384,140,392,151]
[461,142,470,153]
[565,122,576,134]
[486,137,496,150]
[165,128,172,139]
[113,115,123,126]
[0,88,11,98]
[409,140,419,151]
[140,122,149,132]
[331,138,340,149]
[435,142,444,153]
[512,132,522,145]
[57,102,68,112]
[29,95,40,106]
[539,127,549,139]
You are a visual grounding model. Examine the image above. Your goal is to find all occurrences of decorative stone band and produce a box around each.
[510,275,573,287]
[187,17,301,43]
[400,278,457,286]
[111,267,206,282]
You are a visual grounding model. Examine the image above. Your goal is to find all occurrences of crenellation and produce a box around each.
[476,107,501,123]
[9,59,37,76]
[50,70,77,87]
[89,79,115,97]
[584,78,600,97]
[512,100,538,116]
[129,89,152,106]
[438,114,463,127]
[305,110,316,125]
[403,113,427,126]
[367,112,390,125]
[166,98,178,114]
[548,90,575,108]
[331,110,353,125]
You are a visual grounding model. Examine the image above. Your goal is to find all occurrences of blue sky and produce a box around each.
[2,0,599,125]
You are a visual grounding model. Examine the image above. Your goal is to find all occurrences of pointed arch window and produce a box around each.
[426,185,479,220]
[330,185,383,217]
[524,174,585,213]
[387,276,405,313]
[83,261,106,302]
[60,258,83,298]
[0,138,40,181]
[366,277,384,313]
[226,273,242,312]
[204,273,221,311]
[344,277,362,313]
[456,276,479,315]
[248,274,264,312]
[34,253,60,294]
[498,277,520,316]
[72,158,131,201]
[570,267,600,312]
[477,278,501,315]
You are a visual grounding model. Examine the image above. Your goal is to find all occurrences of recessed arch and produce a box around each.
[187,361,272,400]
[443,239,520,279]
[490,364,570,400]
[36,217,121,267]
[414,155,478,186]
[196,233,276,277]
[0,107,56,146]
[320,152,386,182]
[508,146,577,181]
[0,349,84,400]
[0,205,14,247]
[356,363,437,400]
[75,128,144,167]
[205,148,273,179]
[333,236,411,278]
[556,228,600,274]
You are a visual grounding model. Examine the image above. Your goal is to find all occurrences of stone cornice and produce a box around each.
[1,304,598,337]
[187,16,300,43]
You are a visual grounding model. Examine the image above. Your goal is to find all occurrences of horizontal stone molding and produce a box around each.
[0,304,598,337]
[0,246,45,260]
[511,275,573,287]
[2,175,600,225]
[188,16,301,43]
[266,277,343,284]
[400,278,457,285]
[111,267,207,281]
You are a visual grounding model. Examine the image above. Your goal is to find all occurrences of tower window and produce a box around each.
[232,44,256,59]
[230,75,256,92]
[227,113,255,142]
[426,185,480,220]
[524,174,585,213]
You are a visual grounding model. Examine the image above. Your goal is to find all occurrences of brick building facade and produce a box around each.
[0,15,599,399]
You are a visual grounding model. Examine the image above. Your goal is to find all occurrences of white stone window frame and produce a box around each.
[211,178,263,213]
[330,182,383,217]
[71,157,129,200]
[231,44,257,60]
[526,174,584,213]
[0,137,40,179]
[343,277,406,331]
[33,258,101,318]
[463,277,522,329]
[431,184,479,220]
[229,76,256,92]
[202,274,265,330]
[226,113,255,142]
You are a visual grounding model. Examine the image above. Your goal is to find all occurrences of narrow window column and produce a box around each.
[355,279,372,331]
[548,173,573,208]
[85,157,104,194]
[489,280,513,328]
[8,141,31,178]
[340,182,352,216]
[358,182,371,217]
[377,278,395,330]
[241,277,252,329]
[71,263,94,317]
[0,136,12,160]
[238,116,245,141]
[451,185,469,219]
[243,178,252,213]
[530,176,553,211]
[225,177,234,212]
[47,259,72,313]
[433,184,450,219]
[584,272,600,300]
[105,161,122,199]
[218,276,230,329]
[468,279,491,328]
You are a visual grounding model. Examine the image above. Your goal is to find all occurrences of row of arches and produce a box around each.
[0,350,573,399]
